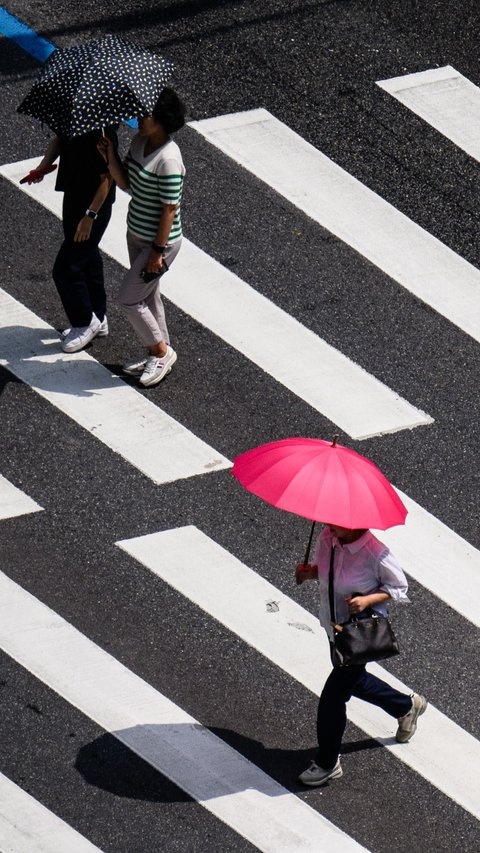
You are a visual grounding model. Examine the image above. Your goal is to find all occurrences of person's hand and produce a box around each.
[295,563,318,585]
[74,216,93,242]
[145,250,164,274]
[345,595,369,614]
[20,164,57,185]
[97,135,113,162]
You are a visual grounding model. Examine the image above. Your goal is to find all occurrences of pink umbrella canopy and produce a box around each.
[232,437,407,530]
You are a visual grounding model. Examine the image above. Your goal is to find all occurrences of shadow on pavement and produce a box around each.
[75,723,384,801]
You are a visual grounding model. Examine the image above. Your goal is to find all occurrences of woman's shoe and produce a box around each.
[396,694,427,743]
[298,759,343,787]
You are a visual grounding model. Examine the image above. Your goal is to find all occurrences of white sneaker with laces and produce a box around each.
[62,314,101,353]
[396,694,428,743]
[140,346,177,387]
[62,315,108,340]
[298,759,343,787]
[122,358,148,377]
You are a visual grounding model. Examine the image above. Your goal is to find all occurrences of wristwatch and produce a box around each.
[85,209,98,220]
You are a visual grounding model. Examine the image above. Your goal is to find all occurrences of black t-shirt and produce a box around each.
[55,127,118,207]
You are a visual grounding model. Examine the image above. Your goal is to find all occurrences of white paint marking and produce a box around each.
[0,772,103,853]
[0,573,367,853]
[0,289,229,485]
[375,490,480,628]
[117,525,480,820]
[0,474,43,520]
[0,159,432,440]
[190,109,480,344]
[377,66,480,161]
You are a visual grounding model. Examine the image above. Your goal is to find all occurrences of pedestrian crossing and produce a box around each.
[0,571,367,853]
[0,473,42,520]
[1,158,433,441]
[0,287,229,485]
[190,108,480,345]
[377,66,480,162]
[0,772,103,853]
[1,62,480,853]
[117,525,480,819]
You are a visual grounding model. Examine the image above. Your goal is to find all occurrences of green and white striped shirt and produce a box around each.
[126,136,185,243]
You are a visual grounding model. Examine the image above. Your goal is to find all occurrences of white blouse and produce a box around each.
[313,527,410,639]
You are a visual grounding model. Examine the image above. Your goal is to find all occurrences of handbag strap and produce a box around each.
[328,546,336,623]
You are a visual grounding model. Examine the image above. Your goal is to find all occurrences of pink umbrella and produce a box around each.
[232,436,407,561]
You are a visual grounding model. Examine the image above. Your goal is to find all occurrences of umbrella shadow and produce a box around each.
[0,325,125,399]
[75,724,385,802]
[75,725,311,802]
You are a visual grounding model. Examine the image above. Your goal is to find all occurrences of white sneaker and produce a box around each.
[122,358,147,377]
[62,315,108,340]
[62,315,101,352]
[396,694,428,743]
[140,346,177,387]
[298,759,343,787]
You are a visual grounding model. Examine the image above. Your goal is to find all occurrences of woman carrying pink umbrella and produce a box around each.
[295,521,426,786]
[232,436,428,787]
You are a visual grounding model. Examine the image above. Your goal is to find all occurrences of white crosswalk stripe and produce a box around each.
[117,525,480,820]
[0,288,230,485]
[0,572,368,853]
[190,109,480,344]
[0,158,433,440]
[0,772,103,853]
[377,490,480,628]
[0,473,43,520]
[377,66,480,161]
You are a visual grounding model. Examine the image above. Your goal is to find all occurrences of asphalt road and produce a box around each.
[0,2,479,851]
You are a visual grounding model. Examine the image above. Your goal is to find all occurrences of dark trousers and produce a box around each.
[52,194,113,327]
[316,656,412,769]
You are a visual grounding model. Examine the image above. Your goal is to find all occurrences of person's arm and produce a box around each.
[37,136,61,171]
[144,204,177,273]
[346,591,390,614]
[74,172,114,242]
[97,135,129,190]
[347,546,409,614]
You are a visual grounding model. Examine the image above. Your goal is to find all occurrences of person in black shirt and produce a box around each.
[25,128,118,352]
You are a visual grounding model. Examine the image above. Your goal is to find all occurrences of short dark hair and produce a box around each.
[152,88,186,134]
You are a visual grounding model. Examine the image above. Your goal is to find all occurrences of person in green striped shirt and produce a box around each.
[99,88,186,387]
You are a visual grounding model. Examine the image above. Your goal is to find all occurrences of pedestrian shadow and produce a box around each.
[0,325,126,399]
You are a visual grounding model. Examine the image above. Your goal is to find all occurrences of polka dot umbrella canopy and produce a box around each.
[17,35,174,137]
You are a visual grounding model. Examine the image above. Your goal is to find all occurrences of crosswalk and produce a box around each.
[1,158,433,441]
[377,66,480,161]
[190,108,480,344]
[0,473,42,520]
[0,287,229,485]
[0,571,366,853]
[117,525,480,819]
[1,60,479,853]
[0,772,103,853]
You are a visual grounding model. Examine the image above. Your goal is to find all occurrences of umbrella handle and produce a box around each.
[302,520,316,565]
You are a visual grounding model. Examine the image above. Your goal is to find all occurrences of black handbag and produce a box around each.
[328,547,400,666]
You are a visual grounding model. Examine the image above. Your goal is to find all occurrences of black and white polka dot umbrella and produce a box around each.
[17,34,174,137]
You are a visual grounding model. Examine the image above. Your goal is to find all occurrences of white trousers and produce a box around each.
[118,231,182,347]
